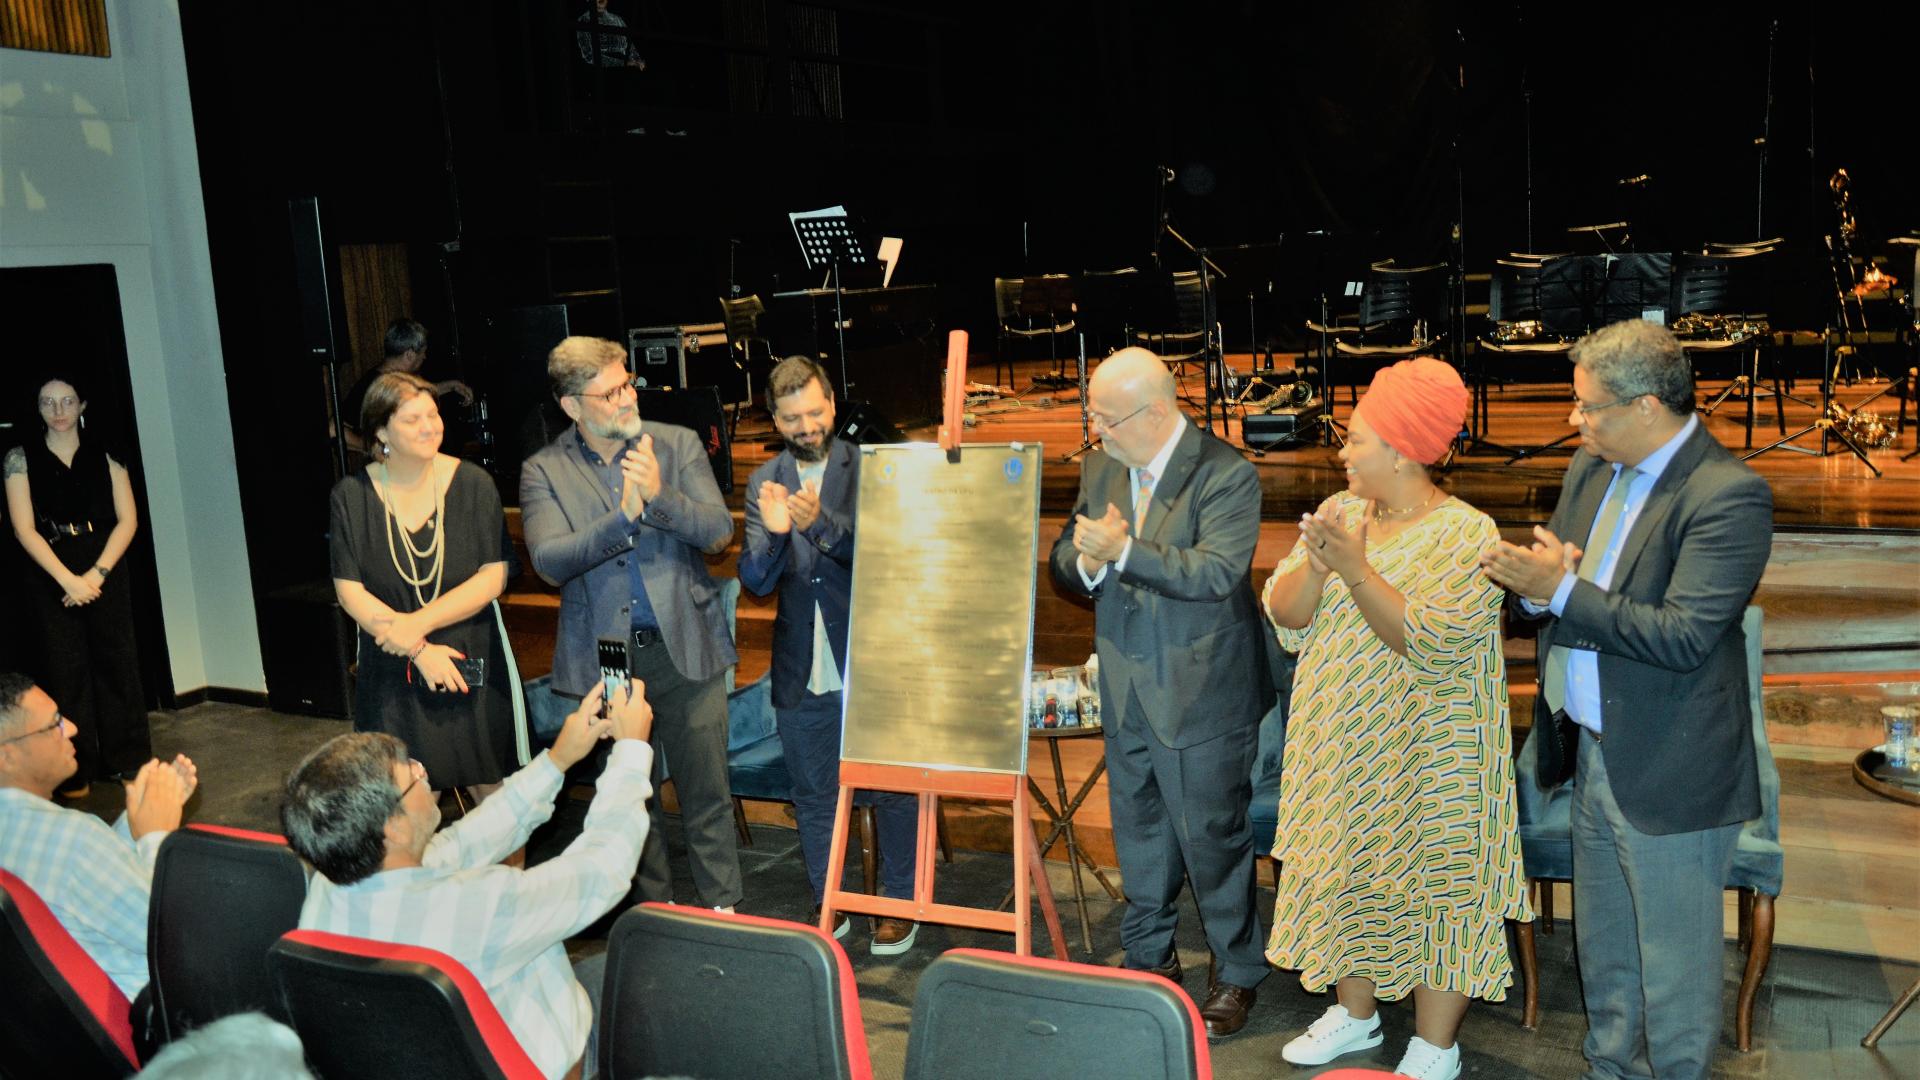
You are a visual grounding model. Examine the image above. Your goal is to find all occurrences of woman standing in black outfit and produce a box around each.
[4,376,151,797]
[329,372,519,797]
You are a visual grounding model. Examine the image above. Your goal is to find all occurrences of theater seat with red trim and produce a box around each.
[148,823,310,1042]
[598,901,872,1080]
[903,947,1212,1080]
[0,866,141,1078]
[267,929,544,1080]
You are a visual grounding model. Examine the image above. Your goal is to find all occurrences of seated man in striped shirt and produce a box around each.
[0,671,196,1002]
[282,679,652,1080]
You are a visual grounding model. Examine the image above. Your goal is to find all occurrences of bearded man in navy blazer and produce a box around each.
[521,336,741,912]
[1484,319,1773,1079]
[738,355,919,955]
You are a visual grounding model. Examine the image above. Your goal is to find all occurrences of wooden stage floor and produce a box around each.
[774,353,1920,532]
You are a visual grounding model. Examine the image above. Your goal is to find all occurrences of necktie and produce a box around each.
[1543,465,1641,713]
[1134,469,1155,534]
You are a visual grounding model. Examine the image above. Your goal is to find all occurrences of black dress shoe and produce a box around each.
[1121,950,1182,983]
[1199,981,1256,1040]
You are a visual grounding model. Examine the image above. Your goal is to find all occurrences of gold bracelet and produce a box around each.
[1347,571,1373,591]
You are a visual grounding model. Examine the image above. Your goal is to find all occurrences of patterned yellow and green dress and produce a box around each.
[1261,490,1531,1001]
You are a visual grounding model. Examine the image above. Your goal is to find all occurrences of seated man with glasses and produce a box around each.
[0,671,197,1000]
[519,336,742,916]
[282,680,653,1080]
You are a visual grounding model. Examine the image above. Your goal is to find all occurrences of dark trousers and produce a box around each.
[779,688,918,902]
[628,636,742,908]
[1105,689,1267,989]
[28,570,149,785]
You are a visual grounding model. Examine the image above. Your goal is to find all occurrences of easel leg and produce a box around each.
[1016,784,1069,959]
[820,785,857,934]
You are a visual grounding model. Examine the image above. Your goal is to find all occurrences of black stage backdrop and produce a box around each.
[178,0,1914,619]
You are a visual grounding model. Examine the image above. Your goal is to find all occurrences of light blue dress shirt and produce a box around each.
[1545,414,1698,733]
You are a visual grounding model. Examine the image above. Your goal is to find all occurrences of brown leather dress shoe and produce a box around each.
[871,917,918,956]
[1199,982,1257,1040]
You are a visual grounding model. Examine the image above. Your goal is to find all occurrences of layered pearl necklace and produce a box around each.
[376,459,447,607]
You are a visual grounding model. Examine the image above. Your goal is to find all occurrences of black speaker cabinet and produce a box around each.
[1242,402,1326,449]
[261,581,356,719]
[835,400,904,445]
[636,386,734,495]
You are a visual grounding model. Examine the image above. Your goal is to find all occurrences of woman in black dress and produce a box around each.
[4,376,151,797]
[330,372,518,795]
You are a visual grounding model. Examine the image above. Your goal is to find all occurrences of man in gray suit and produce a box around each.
[1484,320,1772,1079]
[1049,348,1272,1039]
[521,336,741,911]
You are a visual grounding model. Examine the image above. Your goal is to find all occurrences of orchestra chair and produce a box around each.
[0,866,142,1078]
[268,929,544,1080]
[1133,270,1213,390]
[598,902,871,1080]
[1512,606,1780,1050]
[1675,248,1798,448]
[1334,262,1448,402]
[148,824,311,1042]
[1077,266,1143,358]
[903,947,1212,1080]
[994,275,1077,388]
[719,578,951,878]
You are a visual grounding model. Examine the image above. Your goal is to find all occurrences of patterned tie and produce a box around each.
[1134,469,1155,534]
[1543,466,1641,713]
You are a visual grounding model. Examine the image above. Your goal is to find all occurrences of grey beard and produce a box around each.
[584,412,642,442]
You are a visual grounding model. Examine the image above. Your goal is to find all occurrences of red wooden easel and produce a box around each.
[820,764,1067,958]
[818,330,1067,957]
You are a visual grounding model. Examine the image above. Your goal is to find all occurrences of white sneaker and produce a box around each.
[1280,1003,1383,1065]
[1392,1035,1461,1080]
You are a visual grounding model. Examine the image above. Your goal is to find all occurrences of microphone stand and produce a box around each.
[1062,333,1098,462]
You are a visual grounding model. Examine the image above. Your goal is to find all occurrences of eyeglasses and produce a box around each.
[0,713,66,745]
[1090,402,1151,432]
[1571,394,1637,418]
[38,396,80,412]
[574,377,639,406]
[392,758,426,807]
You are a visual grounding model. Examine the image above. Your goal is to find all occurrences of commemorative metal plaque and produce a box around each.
[841,442,1041,774]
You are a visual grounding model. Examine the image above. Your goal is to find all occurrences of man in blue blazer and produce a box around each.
[738,356,918,954]
[520,336,741,911]
[1485,320,1773,1079]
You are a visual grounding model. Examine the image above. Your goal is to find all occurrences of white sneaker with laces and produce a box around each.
[1392,1035,1461,1080]
[1280,1003,1384,1065]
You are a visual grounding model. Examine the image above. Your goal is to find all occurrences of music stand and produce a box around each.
[1016,275,1079,389]
[1504,254,1670,464]
[789,206,868,401]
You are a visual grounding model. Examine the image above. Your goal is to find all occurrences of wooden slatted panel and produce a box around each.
[0,0,110,58]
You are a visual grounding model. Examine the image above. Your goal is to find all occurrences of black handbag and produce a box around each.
[1534,708,1579,788]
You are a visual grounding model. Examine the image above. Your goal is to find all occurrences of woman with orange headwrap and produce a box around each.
[1260,357,1530,1080]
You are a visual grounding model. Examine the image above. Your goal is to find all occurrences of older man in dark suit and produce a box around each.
[521,336,741,912]
[1484,319,1773,1079]
[1049,348,1273,1039]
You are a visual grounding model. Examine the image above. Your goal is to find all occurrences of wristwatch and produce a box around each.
[94,563,112,579]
